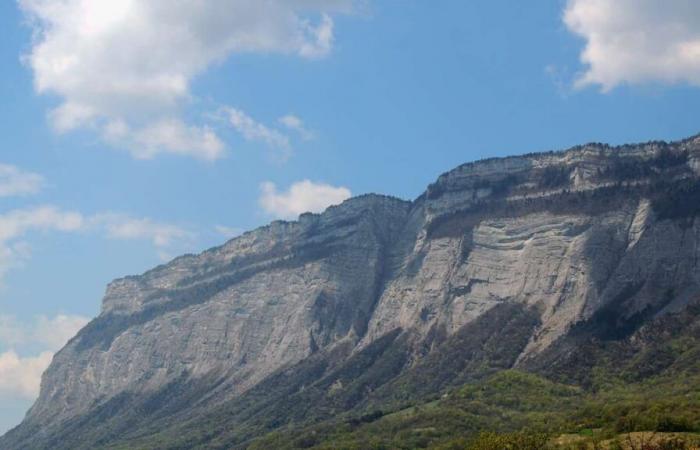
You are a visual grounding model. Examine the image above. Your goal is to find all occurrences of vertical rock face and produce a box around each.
[5,134,700,449]
[28,194,413,426]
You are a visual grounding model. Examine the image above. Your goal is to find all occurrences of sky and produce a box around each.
[1,0,700,435]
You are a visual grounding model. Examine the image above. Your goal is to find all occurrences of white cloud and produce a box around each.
[0,206,84,243]
[0,206,85,283]
[0,314,89,352]
[223,107,292,160]
[299,14,335,59]
[0,313,88,400]
[564,0,700,91]
[0,164,45,197]
[0,206,193,284]
[259,180,351,219]
[91,213,194,261]
[19,0,355,159]
[279,114,314,140]
[104,118,224,161]
[0,316,26,348]
[32,315,90,350]
[0,351,53,399]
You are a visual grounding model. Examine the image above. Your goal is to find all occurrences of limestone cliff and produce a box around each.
[3,134,700,449]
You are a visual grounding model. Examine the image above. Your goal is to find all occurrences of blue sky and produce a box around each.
[1,0,700,434]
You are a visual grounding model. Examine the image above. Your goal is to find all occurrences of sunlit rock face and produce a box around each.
[5,134,700,449]
[29,194,413,426]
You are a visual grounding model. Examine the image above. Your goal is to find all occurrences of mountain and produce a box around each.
[3,135,700,449]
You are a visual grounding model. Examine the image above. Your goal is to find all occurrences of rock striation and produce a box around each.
[4,134,700,449]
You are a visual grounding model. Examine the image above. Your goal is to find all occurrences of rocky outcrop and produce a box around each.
[28,194,412,427]
[4,134,700,449]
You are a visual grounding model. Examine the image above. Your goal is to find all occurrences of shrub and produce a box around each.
[655,415,695,433]
[464,431,551,450]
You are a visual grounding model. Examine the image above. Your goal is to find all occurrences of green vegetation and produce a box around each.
[248,370,700,449]
[248,300,700,449]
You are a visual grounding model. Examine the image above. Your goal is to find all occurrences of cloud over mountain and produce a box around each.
[19,0,355,159]
[259,180,351,219]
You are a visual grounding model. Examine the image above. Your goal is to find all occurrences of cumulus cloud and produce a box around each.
[564,0,700,91]
[18,0,355,159]
[259,180,351,219]
[0,350,53,399]
[28,314,89,350]
[0,313,89,399]
[0,314,89,352]
[0,164,44,197]
[278,114,314,141]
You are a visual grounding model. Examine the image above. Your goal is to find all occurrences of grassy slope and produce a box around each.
[249,370,700,449]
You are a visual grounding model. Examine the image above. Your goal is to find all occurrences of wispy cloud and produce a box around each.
[259,180,351,219]
[0,206,194,285]
[91,213,194,261]
[0,206,84,285]
[278,115,314,141]
[0,164,45,197]
[222,107,292,161]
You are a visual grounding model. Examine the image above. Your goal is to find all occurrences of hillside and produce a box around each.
[3,134,700,449]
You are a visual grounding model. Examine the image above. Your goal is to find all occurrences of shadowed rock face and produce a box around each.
[4,135,700,449]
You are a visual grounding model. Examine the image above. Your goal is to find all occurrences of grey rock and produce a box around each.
[5,134,700,448]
